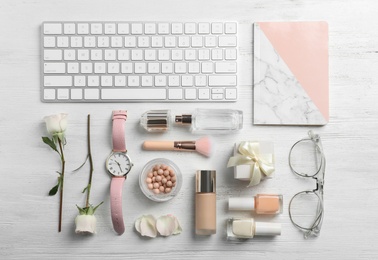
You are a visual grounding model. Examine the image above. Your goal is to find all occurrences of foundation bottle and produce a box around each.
[228,194,283,215]
[195,170,216,235]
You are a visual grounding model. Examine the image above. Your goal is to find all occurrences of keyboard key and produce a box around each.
[44,89,55,100]
[44,23,62,34]
[215,62,237,73]
[225,49,237,60]
[88,76,99,86]
[171,23,183,34]
[219,36,237,47]
[44,37,56,47]
[128,76,140,86]
[182,75,193,86]
[84,89,100,99]
[185,88,196,100]
[225,22,237,34]
[115,76,126,87]
[74,76,86,86]
[44,63,65,73]
[105,49,116,60]
[205,36,217,47]
[78,50,90,61]
[84,36,96,47]
[158,23,169,34]
[57,37,69,47]
[71,89,83,99]
[102,89,166,100]
[64,23,76,35]
[209,75,237,86]
[195,75,207,86]
[44,50,62,61]
[168,89,183,100]
[155,76,166,86]
[168,75,180,87]
[81,63,93,73]
[225,88,237,100]
[118,23,130,34]
[98,36,109,47]
[77,23,89,34]
[44,76,72,87]
[198,23,210,34]
[198,88,210,100]
[71,37,83,47]
[141,76,153,87]
[211,23,223,34]
[111,36,123,47]
[57,89,69,99]
[124,36,136,47]
[131,23,143,34]
[184,23,196,34]
[101,76,113,86]
[67,63,79,73]
[91,50,103,60]
[104,23,116,34]
[145,23,156,34]
[91,23,103,34]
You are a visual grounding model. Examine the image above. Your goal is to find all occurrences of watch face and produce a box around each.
[106,152,132,176]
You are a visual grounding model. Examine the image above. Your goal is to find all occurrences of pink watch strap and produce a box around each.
[110,177,126,235]
[112,110,127,152]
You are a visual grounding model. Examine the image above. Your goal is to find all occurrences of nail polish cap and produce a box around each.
[140,110,170,132]
[255,222,282,236]
[196,170,216,193]
[229,197,255,211]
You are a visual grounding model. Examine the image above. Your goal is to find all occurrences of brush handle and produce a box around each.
[143,141,175,151]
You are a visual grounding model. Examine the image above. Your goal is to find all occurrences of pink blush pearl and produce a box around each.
[147,184,153,190]
[166,181,173,187]
[153,189,160,194]
[146,178,152,184]
[159,186,165,192]
[153,182,160,189]
[165,188,171,193]
[156,176,162,182]
[163,170,169,177]
[162,178,167,184]
[171,176,177,182]
[147,172,153,178]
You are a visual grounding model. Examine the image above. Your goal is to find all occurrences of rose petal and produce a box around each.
[134,216,142,233]
[172,216,182,235]
[156,215,176,236]
[75,215,96,234]
[138,215,157,238]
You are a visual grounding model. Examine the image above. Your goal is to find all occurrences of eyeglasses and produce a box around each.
[288,130,326,238]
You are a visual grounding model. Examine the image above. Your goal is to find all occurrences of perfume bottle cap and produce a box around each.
[175,114,192,125]
[140,110,170,132]
[228,197,255,211]
[196,170,216,193]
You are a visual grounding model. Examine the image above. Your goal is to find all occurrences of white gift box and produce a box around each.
[232,142,275,181]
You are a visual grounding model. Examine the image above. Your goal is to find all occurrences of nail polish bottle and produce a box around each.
[227,218,281,240]
[195,170,216,235]
[175,108,243,134]
[228,194,283,215]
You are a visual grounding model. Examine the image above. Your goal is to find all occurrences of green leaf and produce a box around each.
[76,205,87,215]
[72,155,89,173]
[82,184,90,194]
[92,201,104,214]
[42,137,59,154]
[48,183,59,196]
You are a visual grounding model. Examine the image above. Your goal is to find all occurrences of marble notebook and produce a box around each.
[253,21,329,125]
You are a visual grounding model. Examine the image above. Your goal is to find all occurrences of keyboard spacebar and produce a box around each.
[102,89,167,100]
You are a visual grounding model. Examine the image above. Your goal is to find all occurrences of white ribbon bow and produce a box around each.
[227,142,275,187]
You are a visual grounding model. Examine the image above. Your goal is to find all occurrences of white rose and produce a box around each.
[75,215,97,234]
[43,113,68,141]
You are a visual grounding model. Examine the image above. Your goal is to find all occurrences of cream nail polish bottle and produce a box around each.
[229,194,283,215]
[227,218,281,240]
[195,170,216,235]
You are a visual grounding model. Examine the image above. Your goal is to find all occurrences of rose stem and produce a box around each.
[86,114,94,208]
[58,138,65,233]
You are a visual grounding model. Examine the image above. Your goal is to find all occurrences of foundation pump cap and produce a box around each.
[229,197,255,211]
[140,110,170,132]
[196,170,216,193]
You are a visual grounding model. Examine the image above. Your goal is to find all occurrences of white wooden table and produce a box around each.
[1,0,377,259]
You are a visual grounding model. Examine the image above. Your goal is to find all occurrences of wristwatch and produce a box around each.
[105,110,133,235]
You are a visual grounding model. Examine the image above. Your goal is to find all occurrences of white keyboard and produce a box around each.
[41,21,238,102]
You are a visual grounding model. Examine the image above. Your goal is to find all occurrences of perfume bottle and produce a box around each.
[227,218,281,240]
[140,110,170,132]
[175,108,243,134]
[228,194,283,215]
[195,170,216,235]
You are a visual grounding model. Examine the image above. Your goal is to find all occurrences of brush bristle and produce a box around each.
[195,136,213,157]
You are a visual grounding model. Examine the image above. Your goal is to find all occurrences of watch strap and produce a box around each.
[112,110,127,152]
[110,177,126,235]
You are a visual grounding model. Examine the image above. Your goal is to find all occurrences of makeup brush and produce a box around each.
[142,136,213,157]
